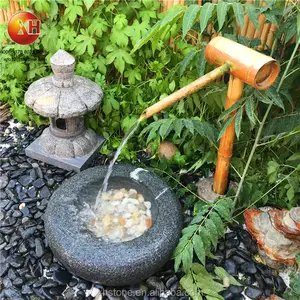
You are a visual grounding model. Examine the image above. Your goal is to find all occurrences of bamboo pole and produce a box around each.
[259,23,271,50]
[213,76,244,195]
[0,10,5,23]
[138,63,231,122]
[266,24,277,49]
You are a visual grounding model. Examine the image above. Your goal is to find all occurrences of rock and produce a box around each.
[12,210,22,218]
[18,175,34,187]
[158,141,178,160]
[221,290,234,300]
[50,285,67,295]
[0,217,16,227]
[21,284,33,295]
[0,174,9,189]
[146,276,166,294]
[223,259,237,275]
[243,275,255,286]
[40,186,51,198]
[7,255,25,268]
[33,178,46,188]
[21,206,30,217]
[232,295,245,300]
[53,269,72,285]
[13,278,24,287]
[27,187,37,198]
[244,286,263,299]
[0,262,9,276]
[6,179,16,189]
[35,238,45,258]
[229,285,244,294]
[225,237,239,249]
[41,252,53,267]
[273,276,286,295]
[239,262,257,275]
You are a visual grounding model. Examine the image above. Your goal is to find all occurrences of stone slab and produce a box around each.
[25,134,104,172]
[44,165,183,286]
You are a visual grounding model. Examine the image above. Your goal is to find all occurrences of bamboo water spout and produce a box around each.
[138,37,280,198]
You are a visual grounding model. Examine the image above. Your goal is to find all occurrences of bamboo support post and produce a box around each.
[138,63,230,122]
[213,76,244,194]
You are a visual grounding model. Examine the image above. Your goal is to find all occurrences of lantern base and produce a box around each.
[25,133,104,172]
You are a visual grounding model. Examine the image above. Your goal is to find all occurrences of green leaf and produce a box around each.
[245,4,259,30]
[64,3,83,23]
[201,289,223,299]
[159,119,174,139]
[217,1,228,31]
[209,212,225,237]
[83,0,95,11]
[214,267,242,286]
[182,242,193,273]
[161,7,185,27]
[180,274,202,300]
[199,227,212,253]
[297,9,300,35]
[214,200,231,221]
[131,21,162,54]
[266,87,284,110]
[184,119,194,135]
[197,48,206,77]
[235,107,243,140]
[218,98,245,121]
[182,4,201,39]
[199,2,215,34]
[217,116,234,141]
[173,119,183,137]
[245,97,256,125]
[232,2,244,29]
[205,218,219,249]
[180,50,197,76]
[267,160,279,183]
[193,234,205,265]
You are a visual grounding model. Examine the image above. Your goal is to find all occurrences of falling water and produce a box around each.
[94,121,140,210]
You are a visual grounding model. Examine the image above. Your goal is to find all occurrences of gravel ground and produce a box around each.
[0,120,288,300]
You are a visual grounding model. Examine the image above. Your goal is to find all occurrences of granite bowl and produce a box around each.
[44,164,183,286]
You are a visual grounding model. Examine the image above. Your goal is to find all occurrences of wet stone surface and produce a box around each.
[0,120,288,300]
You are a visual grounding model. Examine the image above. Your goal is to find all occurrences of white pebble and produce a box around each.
[91,287,100,297]
[144,201,151,209]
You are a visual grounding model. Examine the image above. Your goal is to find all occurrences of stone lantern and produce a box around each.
[25,50,104,172]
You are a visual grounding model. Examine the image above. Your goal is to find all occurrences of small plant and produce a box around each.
[283,252,300,300]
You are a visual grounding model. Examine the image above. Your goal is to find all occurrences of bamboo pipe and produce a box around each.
[213,76,244,194]
[138,63,231,122]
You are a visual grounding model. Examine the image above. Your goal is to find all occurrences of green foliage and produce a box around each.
[173,198,233,272]
[283,252,300,300]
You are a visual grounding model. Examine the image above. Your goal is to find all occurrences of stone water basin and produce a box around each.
[44,164,183,286]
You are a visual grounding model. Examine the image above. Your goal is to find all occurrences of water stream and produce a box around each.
[94,121,140,210]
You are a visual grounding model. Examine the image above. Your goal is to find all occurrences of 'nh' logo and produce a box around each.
[8,12,41,45]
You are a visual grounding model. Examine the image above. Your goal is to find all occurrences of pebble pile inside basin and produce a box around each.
[83,188,152,242]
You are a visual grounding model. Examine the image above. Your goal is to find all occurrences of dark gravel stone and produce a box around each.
[50,285,67,295]
[229,285,244,294]
[0,199,9,209]
[274,275,287,295]
[68,278,78,287]
[0,216,16,227]
[239,262,257,275]
[33,178,46,188]
[0,209,5,220]
[77,279,92,290]
[0,262,9,276]
[41,252,53,267]
[232,295,245,300]
[12,210,22,218]
[43,279,58,288]
[3,277,13,288]
[21,284,33,295]
[7,255,25,268]
[223,259,237,275]
[18,175,34,187]
[221,289,233,300]
[40,185,51,198]
[13,278,24,287]
[263,276,274,287]
[53,269,72,285]
[236,249,252,262]
[6,179,16,189]
[0,174,9,189]
[256,263,273,277]
[35,238,45,258]
[225,237,239,249]
[243,275,255,286]
[245,286,263,299]
[231,255,246,265]
[146,276,166,294]
[21,206,30,216]
[27,187,37,198]
[33,277,47,288]
[7,268,17,280]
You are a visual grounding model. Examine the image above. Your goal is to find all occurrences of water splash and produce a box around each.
[94,122,140,210]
